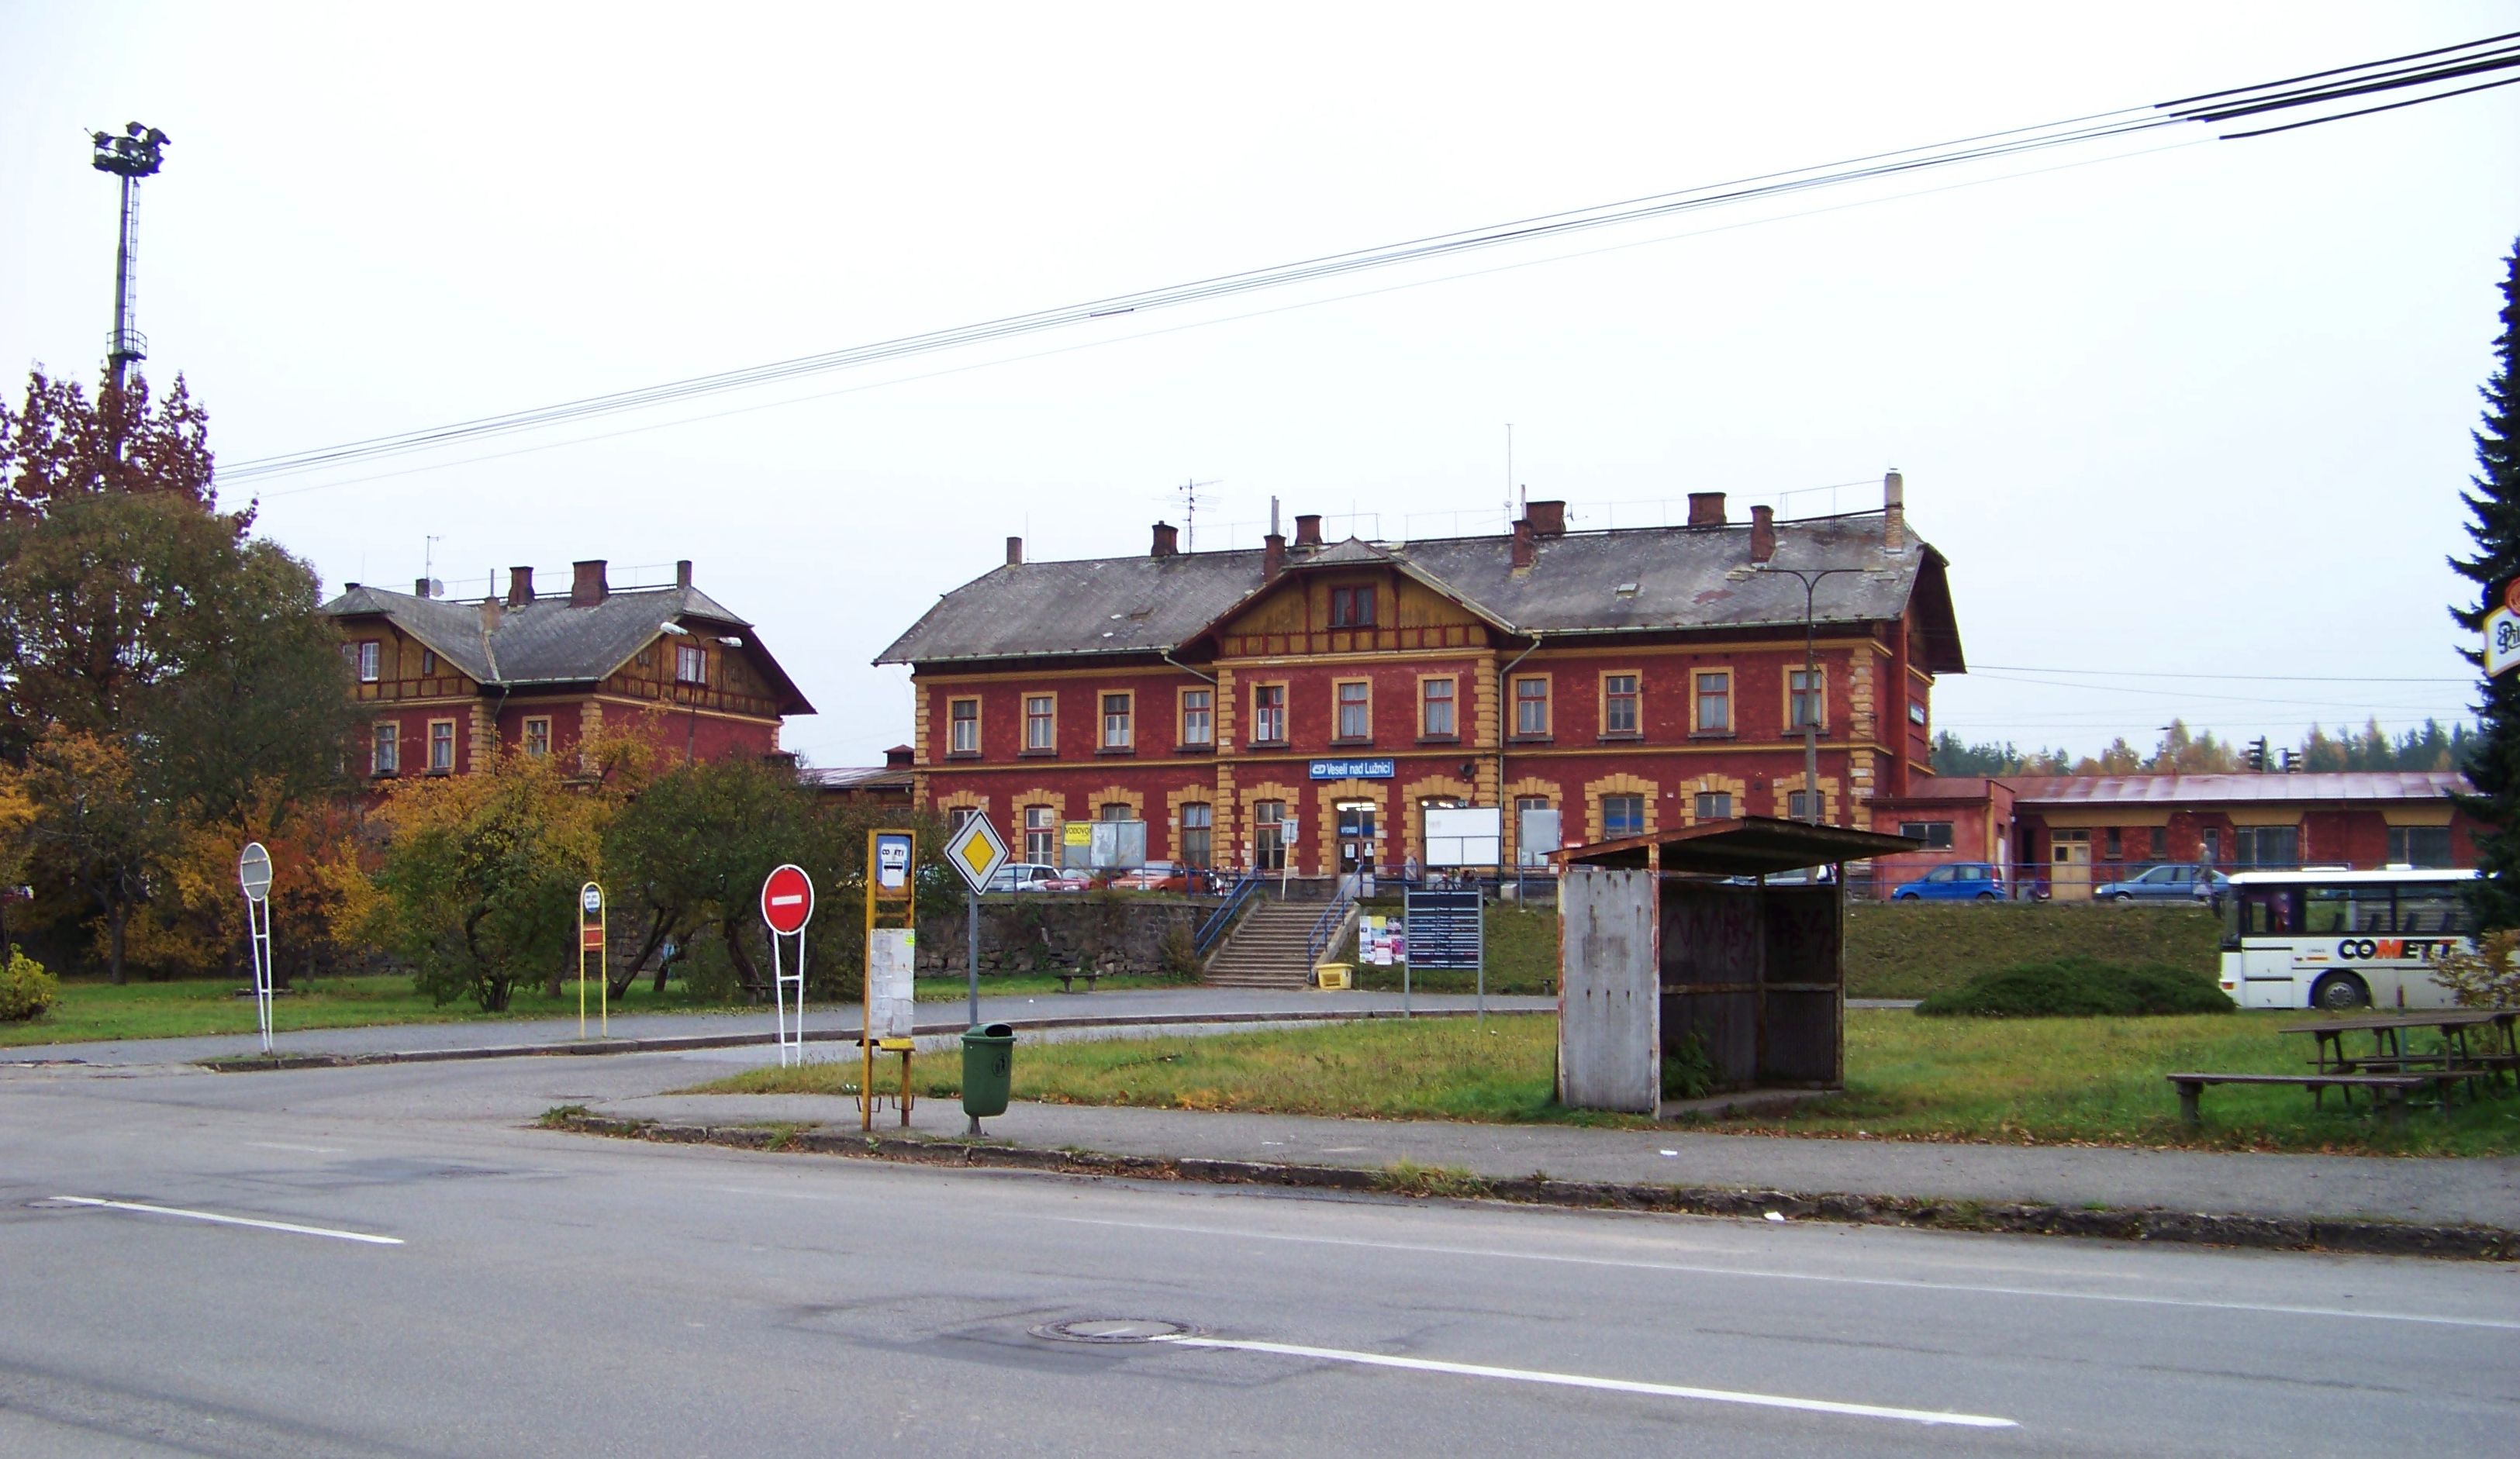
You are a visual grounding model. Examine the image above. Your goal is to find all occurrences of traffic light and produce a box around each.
[2246,736,2269,772]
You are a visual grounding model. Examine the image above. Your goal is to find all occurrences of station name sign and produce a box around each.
[1309,757,1396,780]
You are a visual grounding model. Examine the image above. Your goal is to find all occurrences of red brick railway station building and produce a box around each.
[879,478,1970,878]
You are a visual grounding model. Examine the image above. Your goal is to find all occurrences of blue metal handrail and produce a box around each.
[1193,870,1263,955]
[1306,879,1357,964]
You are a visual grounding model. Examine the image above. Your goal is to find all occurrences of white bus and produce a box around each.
[2220,868,2477,1012]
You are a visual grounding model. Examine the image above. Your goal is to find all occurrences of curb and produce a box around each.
[547,1114,2518,1262]
[192,1005,1523,1072]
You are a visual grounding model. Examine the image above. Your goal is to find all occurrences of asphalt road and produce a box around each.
[3,1056,2515,1457]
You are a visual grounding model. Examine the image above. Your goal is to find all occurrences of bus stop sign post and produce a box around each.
[578,882,607,1039]
[863,831,918,1131]
[760,864,814,1068]
[236,843,275,1056]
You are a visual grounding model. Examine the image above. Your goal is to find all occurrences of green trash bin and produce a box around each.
[961,1023,1016,1119]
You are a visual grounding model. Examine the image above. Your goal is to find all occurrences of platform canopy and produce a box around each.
[1554,816,1921,877]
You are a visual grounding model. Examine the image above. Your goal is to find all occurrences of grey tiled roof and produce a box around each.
[876,512,1952,667]
[323,582,813,712]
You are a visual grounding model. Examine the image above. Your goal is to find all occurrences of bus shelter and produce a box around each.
[1553,817,1921,1115]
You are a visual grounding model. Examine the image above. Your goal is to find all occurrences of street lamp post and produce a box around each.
[1756,564,1865,825]
[90,123,170,431]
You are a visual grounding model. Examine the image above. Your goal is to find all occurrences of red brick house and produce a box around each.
[322,559,813,779]
[875,478,1966,875]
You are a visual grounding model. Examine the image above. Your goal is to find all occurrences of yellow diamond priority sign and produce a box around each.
[945,812,1011,894]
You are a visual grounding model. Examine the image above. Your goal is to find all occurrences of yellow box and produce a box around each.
[1314,964,1353,992]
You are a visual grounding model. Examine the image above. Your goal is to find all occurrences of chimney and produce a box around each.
[1883,470,1905,550]
[1006,536,1024,567]
[343,581,361,591]
[506,566,535,607]
[675,559,693,588]
[1151,521,1179,557]
[413,578,431,597]
[1687,492,1728,526]
[1750,504,1776,564]
[1524,499,1566,537]
[1264,531,1287,581]
[1511,519,1534,570]
[479,595,502,632]
[884,743,914,768]
[571,559,609,608]
[1293,513,1324,549]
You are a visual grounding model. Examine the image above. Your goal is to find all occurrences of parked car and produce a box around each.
[984,862,1061,893]
[2094,864,2229,905]
[1109,860,1189,893]
[1890,862,2006,901]
[1041,869,1097,892]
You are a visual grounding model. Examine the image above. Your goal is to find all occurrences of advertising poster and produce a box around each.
[868,927,917,1039]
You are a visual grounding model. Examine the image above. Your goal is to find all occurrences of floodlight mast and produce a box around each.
[91,122,170,443]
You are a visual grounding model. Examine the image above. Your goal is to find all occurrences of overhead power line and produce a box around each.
[219,29,2520,488]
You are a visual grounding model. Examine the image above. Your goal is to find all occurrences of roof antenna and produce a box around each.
[422,535,444,598]
[1179,477,1219,551]
[1504,423,1514,530]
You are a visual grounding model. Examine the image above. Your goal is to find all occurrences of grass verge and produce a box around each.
[692,1008,2520,1156]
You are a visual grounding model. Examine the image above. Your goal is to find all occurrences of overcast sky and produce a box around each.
[5,2,2517,767]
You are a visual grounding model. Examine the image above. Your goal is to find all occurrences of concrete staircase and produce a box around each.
[1201,899,1333,989]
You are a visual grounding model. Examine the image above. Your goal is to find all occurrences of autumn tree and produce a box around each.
[2453,240,2520,931]
[15,730,172,984]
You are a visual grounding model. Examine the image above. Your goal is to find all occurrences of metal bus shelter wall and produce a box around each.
[1555,817,1919,1115]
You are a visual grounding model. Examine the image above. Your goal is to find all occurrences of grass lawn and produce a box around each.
[1333,900,2224,1001]
[0,970,1194,1047]
[695,1008,2520,1156]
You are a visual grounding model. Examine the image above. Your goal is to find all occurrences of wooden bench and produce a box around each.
[2165,1072,2440,1130]
[1052,971,1102,994]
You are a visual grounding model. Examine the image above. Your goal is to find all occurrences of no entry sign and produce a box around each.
[760,864,815,935]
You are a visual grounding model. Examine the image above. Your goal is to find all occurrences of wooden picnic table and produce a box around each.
[2277,1009,2518,1105]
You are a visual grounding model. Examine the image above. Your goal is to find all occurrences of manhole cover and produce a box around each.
[1031,1318,1200,1344]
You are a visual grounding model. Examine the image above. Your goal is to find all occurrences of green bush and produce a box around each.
[1914,956,2234,1018]
[0,947,60,1023]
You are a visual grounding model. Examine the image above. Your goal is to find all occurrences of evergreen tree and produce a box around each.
[2450,240,2520,930]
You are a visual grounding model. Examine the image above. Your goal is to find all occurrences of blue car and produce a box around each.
[1891,862,2006,901]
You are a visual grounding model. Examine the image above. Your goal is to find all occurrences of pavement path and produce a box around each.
[0,987,1558,1068]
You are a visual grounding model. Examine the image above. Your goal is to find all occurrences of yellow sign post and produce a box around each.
[862,830,917,1130]
[578,881,606,1039]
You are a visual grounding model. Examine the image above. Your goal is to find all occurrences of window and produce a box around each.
[1100,692,1134,750]
[1693,671,1731,733]
[1100,802,1134,822]
[1024,694,1056,752]
[2387,826,2453,868]
[1908,699,1928,726]
[1179,802,1213,867]
[371,722,399,775]
[1179,688,1213,747]
[1900,820,1955,849]
[1602,674,1640,736]
[1335,680,1372,740]
[947,806,979,830]
[2149,826,2168,861]
[1419,677,1456,738]
[948,697,980,756]
[2104,827,2123,861]
[2235,825,2298,868]
[1516,796,1555,867]
[357,640,380,683]
[2395,888,2473,936]
[1790,668,1824,730]
[1024,805,1058,864]
[524,717,551,757]
[1602,794,1646,839]
[421,648,437,675]
[1513,676,1551,736]
[1329,585,1377,627]
[1251,684,1287,744]
[1788,789,1820,820]
[1693,792,1732,821]
[2304,885,2391,935]
[1253,800,1286,871]
[429,720,455,773]
[676,643,707,685]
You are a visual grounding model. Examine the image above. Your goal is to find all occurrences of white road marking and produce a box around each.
[1058,1216,2520,1332]
[1151,1333,2014,1428]
[54,1197,403,1246]
[244,1141,345,1155]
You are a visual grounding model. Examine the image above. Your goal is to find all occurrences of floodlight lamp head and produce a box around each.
[658,620,689,635]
